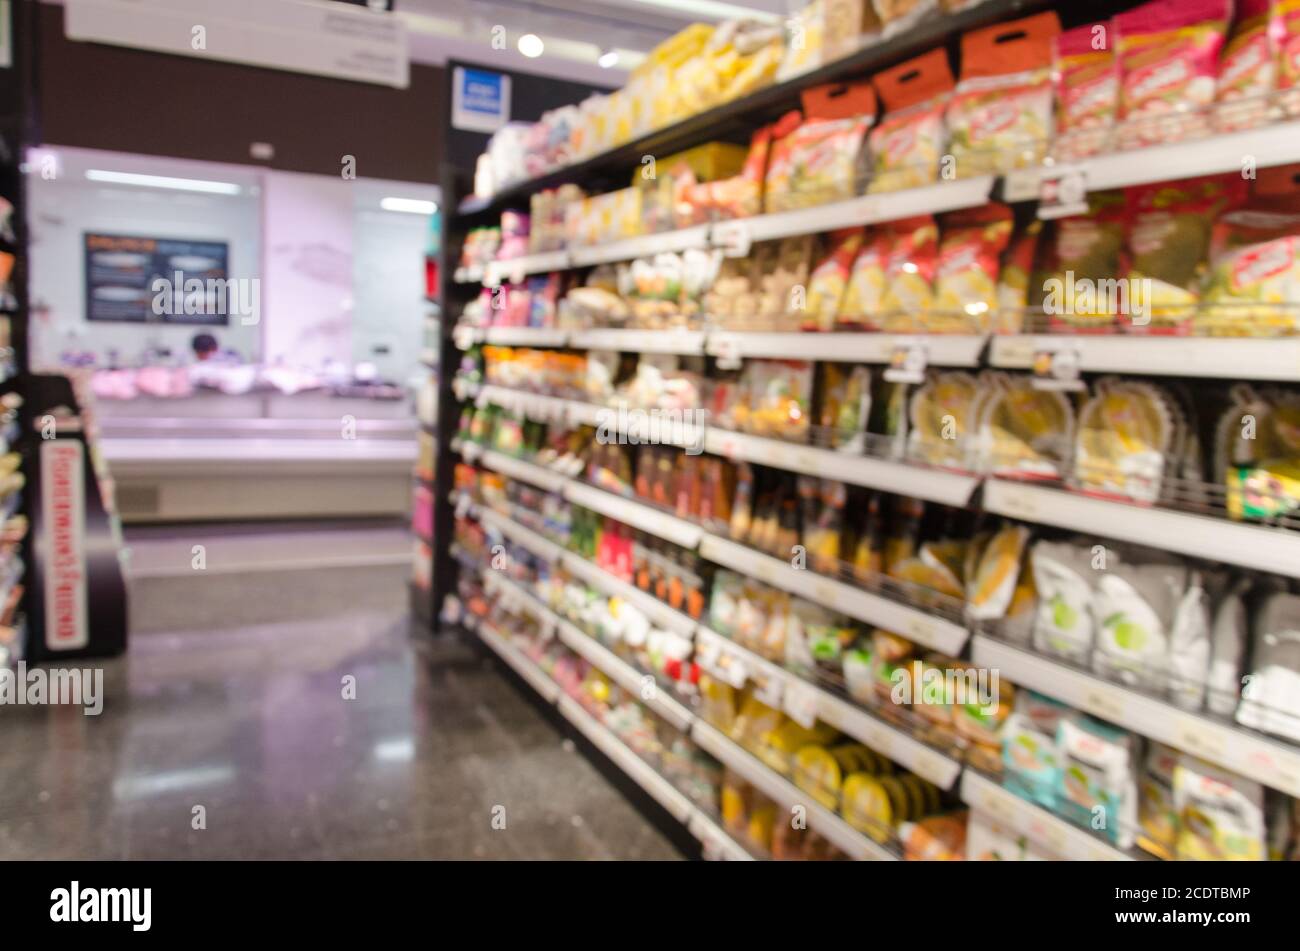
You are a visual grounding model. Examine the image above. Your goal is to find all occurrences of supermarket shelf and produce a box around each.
[482,326,570,347]
[474,384,575,424]
[732,176,995,245]
[972,634,1300,799]
[698,533,968,655]
[476,621,563,704]
[990,334,1300,382]
[556,694,698,823]
[455,0,1049,219]
[694,625,961,789]
[485,250,570,284]
[559,550,698,640]
[476,506,567,565]
[983,478,1300,580]
[959,771,1137,862]
[555,619,695,732]
[686,811,755,862]
[563,480,703,549]
[453,264,485,284]
[568,327,705,355]
[472,447,568,494]
[707,331,986,366]
[569,224,711,267]
[703,427,978,507]
[690,720,895,861]
[1004,117,1300,200]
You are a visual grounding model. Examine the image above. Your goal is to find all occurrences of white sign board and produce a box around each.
[65,0,409,88]
[452,66,511,133]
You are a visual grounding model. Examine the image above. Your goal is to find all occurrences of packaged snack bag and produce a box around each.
[1173,755,1266,860]
[760,110,808,214]
[1216,0,1283,131]
[1057,715,1139,849]
[880,215,938,331]
[836,230,891,328]
[1074,379,1174,503]
[676,123,776,226]
[1114,0,1232,150]
[868,50,954,193]
[967,523,1030,621]
[804,228,864,330]
[1202,164,1300,335]
[1002,690,1068,809]
[1137,742,1179,859]
[1280,0,1300,115]
[1091,554,1190,692]
[765,80,876,212]
[1053,22,1120,161]
[993,220,1043,332]
[1124,174,1239,333]
[946,12,1061,177]
[1236,590,1300,743]
[932,204,1014,332]
[1037,191,1129,332]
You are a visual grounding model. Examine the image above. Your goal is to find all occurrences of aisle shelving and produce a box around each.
[959,770,1138,862]
[972,634,1300,799]
[989,334,1300,383]
[983,479,1300,581]
[689,719,895,861]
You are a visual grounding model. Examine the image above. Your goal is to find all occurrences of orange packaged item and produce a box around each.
[1114,0,1232,150]
[1053,22,1119,161]
[1278,0,1300,115]
[1216,0,1282,131]
[765,80,876,212]
[675,123,776,226]
[932,204,1014,333]
[994,220,1043,333]
[868,49,954,193]
[946,12,1061,176]
[880,215,938,332]
[804,228,864,330]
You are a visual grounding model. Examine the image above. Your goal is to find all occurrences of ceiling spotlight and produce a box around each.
[598,50,619,68]
[518,33,544,58]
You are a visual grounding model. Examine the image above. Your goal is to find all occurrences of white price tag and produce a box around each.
[755,671,784,709]
[883,342,927,384]
[454,493,473,519]
[711,332,743,371]
[783,680,820,730]
[725,658,749,689]
[1037,165,1089,220]
[540,615,557,642]
[461,441,482,462]
[712,219,752,258]
[1030,347,1084,392]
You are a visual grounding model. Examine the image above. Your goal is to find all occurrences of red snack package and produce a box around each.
[1053,21,1119,160]
[1114,0,1232,149]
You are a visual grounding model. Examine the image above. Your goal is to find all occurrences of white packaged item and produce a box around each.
[1091,555,1187,693]
[1236,591,1300,744]
[1168,572,1212,711]
[1057,715,1139,850]
[1206,579,1249,716]
[1030,539,1097,665]
[1172,755,1266,861]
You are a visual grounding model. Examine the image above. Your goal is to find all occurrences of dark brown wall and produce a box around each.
[37,4,444,182]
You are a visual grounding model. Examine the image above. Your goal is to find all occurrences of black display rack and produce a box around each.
[1,1,128,663]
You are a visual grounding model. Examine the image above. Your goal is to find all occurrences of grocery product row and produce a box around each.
[448,465,1300,861]
[456,166,1300,351]
[452,345,1300,576]
[471,0,1300,208]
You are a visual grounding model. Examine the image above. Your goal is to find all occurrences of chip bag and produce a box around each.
[1114,0,1232,149]
[837,231,891,329]
[932,203,1014,332]
[946,12,1060,176]
[804,228,863,330]
[765,81,876,212]
[1052,22,1120,160]
[1038,191,1129,332]
[1202,163,1300,335]
[1215,0,1283,131]
[868,49,954,193]
[1124,175,1240,333]
[880,215,938,331]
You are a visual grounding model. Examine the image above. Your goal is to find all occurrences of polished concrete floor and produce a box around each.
[0,523,683,860]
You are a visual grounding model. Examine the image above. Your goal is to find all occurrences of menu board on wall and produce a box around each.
[84,232,231,325]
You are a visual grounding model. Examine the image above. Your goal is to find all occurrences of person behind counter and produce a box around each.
[191,332,219,362]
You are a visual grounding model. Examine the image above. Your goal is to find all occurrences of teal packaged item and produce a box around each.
[1001,690,1068,809]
